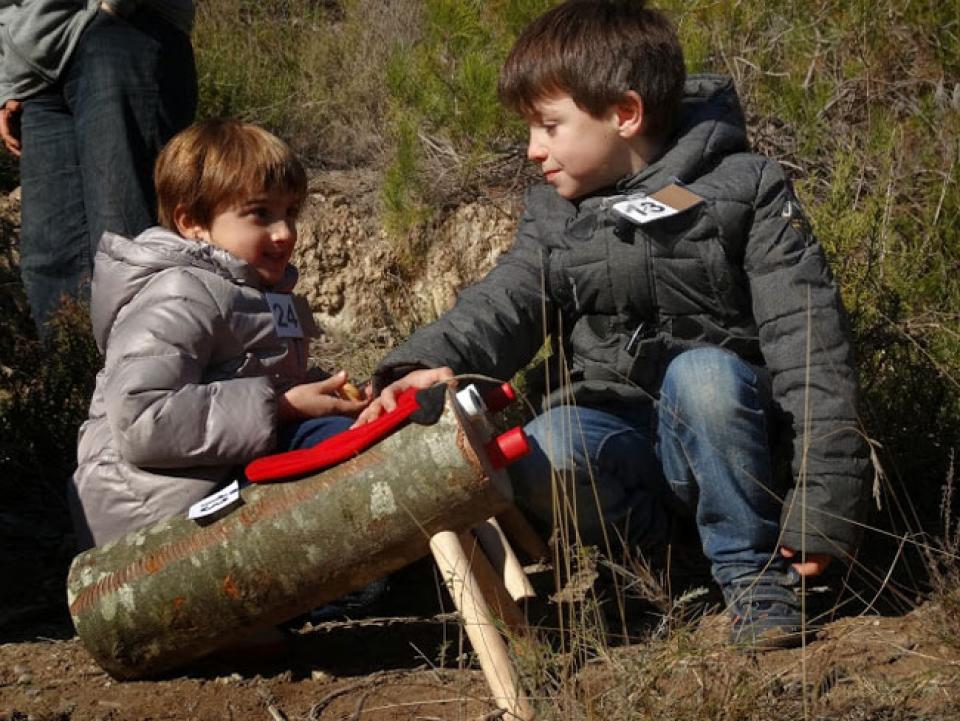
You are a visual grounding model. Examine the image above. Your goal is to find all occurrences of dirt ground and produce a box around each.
[2,548,960,721]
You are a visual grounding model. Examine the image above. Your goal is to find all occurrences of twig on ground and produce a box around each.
[348,689,372,721]
[309,672,384,720]
[475,709,507,721]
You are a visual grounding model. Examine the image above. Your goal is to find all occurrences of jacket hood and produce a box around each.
[91,227,298,350]
[621,74,748,192]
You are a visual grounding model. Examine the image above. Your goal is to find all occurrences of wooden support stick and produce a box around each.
[473,518,536,603]
[458,530,528,633]
[494,507,550,565]
[430,530,535,721]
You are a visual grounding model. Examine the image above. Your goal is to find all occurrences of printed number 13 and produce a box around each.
[628,200,665,216]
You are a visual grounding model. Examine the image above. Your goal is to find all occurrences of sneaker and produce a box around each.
[722,569,811,650]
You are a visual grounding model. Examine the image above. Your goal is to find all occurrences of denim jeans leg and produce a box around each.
[19,93,89,332]
[277,416,355,451]
[65,9,197,255]
[18,10,195,334]
[508,403,671,552]
[657,347,787,586]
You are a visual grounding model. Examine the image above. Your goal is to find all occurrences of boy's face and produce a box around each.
[526,93,637,200]
[203,191,301,286]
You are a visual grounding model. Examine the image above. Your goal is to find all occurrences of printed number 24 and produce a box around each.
[272,302,299,329]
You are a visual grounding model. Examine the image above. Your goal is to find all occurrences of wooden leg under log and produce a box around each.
[458,530,528,634]
[429,530,535,721]
[494,506,550,564]
[473,517,537,603]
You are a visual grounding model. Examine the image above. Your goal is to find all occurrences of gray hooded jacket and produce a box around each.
[376,75,870,557]
[71,227,316,548]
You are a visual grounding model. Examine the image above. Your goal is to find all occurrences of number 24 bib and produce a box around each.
[264,292,305,338]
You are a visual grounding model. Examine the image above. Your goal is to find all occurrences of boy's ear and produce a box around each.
[173,204,208,241]
[614,90,645,139]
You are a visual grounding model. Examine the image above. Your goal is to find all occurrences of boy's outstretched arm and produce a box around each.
[353,367,453,426]
[280,370,369,421]
[363,191,561,421]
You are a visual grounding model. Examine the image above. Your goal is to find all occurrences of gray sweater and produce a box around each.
[0,0,193,105]
[376,75,870,558]
[72,228,316,549]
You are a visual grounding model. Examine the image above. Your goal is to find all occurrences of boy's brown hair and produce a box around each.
[154,119,307,231]
[498,0,685,139]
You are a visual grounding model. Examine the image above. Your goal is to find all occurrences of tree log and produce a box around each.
[67,390,511,679]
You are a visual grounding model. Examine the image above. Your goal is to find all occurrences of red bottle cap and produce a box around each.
[484,427,530,469]
[483,382,517,413]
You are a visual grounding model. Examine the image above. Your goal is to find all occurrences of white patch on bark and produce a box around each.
[369,481,397,519]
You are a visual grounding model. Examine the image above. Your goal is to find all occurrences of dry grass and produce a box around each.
[1,1,959,718]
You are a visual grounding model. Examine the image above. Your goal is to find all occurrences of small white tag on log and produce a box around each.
[189,480,241,520]
[264,292,305,338]
[612,184,704,225]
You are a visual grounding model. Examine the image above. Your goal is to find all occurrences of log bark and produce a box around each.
[67,391,510,679]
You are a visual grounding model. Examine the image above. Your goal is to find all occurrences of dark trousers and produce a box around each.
[277,416,355,452]
[18,7,196,334]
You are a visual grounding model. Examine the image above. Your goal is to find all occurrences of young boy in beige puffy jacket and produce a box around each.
[70,119,367,550]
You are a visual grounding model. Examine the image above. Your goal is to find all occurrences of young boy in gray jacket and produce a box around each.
[359,0,870,648]
[71,120,367,550]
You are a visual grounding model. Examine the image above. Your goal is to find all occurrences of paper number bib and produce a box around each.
[264,292,304,338]
[612,197,679,224]
[611,184,705,226]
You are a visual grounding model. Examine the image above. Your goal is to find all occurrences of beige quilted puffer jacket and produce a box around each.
[71,227,317,548]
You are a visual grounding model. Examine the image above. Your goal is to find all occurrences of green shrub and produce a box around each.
[380,0,555,234]
[0,299,98,521]
[193,0,423,168]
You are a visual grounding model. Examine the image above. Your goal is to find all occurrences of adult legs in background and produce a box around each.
[18,7,196,334]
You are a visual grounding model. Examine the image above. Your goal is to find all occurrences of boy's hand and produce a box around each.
[0,100,22,156]
[352,367,454,426]
[279,370,369,422]
[780,546,832,577]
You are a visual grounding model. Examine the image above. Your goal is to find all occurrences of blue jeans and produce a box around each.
[277,416,355,452]
[18,7,196,334]
[508,347,789,586]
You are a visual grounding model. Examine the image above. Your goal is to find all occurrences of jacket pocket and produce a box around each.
[568,314,663,391]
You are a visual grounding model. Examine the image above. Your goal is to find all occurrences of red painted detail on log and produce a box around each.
[483,382,517,413]
[245,388,422,481]
[222,575,240,600]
